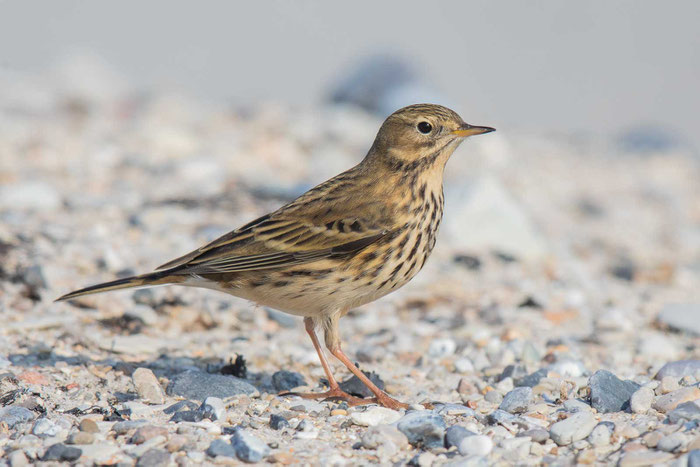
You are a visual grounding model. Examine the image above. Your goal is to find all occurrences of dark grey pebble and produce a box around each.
[518,368,548,387]
[270,414,290,430]
[688,449,700,467]
[486,409,518,425]
[500,364,529,382]
[163,400,198,414]
[207,439,237,458]
[667,401,700,423]
[518,428,550,443]
[170,410,204,423]
[339,371,385,398]
[0,406,36,428]
[655,360,700,380]
[272,370,307,392]
[231,428,270,463]
[42,444,82,462]
[136,449,170,467]
[445,425,475,449]
[166,370,256,401]
[112,420,147,434]
[499,387,533,414]
[588,370,640,413]
[396,411,446,449]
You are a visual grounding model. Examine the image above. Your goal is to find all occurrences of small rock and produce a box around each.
[454,358,475,373]
[458,435,493,457]
[658,376,679,394]
[231,429,270,463]
[413,451,437,467]
[67,432,95,445]
[339,370,385,398]
[207,439,237,458]
[163,400,198,414]
[41,443,82,462]
[428,338,457,357]
[667,401,700,423]
[518,368,548,387]
[500,364,528,382]
[199,397,226,421]
[484,390,503,404]
[132,368,166,405]
[588,370,639,413]
[361,425,409,455]
[656,360,700,380]
[619,450,674,466]
[330,409,347,416]
[587,423,612,447]
[350,406,401,426]
[0,406,36,428]
[445,425,476,449]
[270,414,290,430]
[549,412,597,446]
[79,419,100,433]
[652,386,700,413]
[32,418,61,437]
[113,420,148,434]
[131,425,168,444]
[271,370,306,392]
[166,370,256,401]
[486,409,518,425]
[136,449,170,467]
[563,399,592,413]
[548,359,587,378]
[658,303,700,335]
[688,450,700,467]
[499,387,532,414]
[519,428,549,443]
[396,410,446,448]
[657,432,685,452]
[630,387,654,414]
[8,450,29,467]
[170,410,204,423]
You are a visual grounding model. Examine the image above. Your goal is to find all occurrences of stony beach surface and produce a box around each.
[0,67,699,465]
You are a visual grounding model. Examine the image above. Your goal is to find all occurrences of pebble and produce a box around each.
[360,425,409,455]
[199,397,226,421]
[0,406,36,428]
[8,450,29,467]
[32,418,61,437]
[519,428,549,443]
[588,370,639,413]
[428,338,457,357]
[132,368,166,404]
[454,358,475,373]
[396,410,446,448]
[689,450,700,467]
[549,412,597,446]
[67,432,95,445]
[79,419,100,433]
[657,303,700,335]
[271,370,307,392]
[131,425,169,444]
[163,400,198,414]
[339,371,385,398]
[619,450,675,466]
[656,360,700,379]
[657,432,685,452]
[630,386,654,413]
[113,420,148,435]
[652,386,700,413]
[269,413,290,430]
[484,390,503,404]
[207,439,237,458]
[563,399,592,413]
[499,387,532,414]
[658,376,679,394]
[166,370,257,400]
[41,443,82,462]
[445,425,476,449]
[350,406,401,426]
[667,401,700,423]
[458,435,493,457]
[136,449,170,467]
[231,429,270,463]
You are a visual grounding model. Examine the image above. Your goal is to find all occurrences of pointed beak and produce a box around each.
[452,123,496,137]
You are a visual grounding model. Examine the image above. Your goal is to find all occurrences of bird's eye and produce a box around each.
[417,121,433,134]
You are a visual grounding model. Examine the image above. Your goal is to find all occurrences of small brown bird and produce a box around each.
[57,104,494,409]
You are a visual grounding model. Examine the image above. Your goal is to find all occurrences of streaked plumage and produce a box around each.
[57,104,495,409]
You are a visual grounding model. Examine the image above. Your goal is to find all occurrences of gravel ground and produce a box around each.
[0,67,699,466]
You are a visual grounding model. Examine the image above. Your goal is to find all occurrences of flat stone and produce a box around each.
[519,428,549,443]
[163,400,198,414]
[619,450,675,466]
[589,370,639,413]
[271,370,306,392]
[445,425,476,449]
[549,412,597,446]
[136,448,170,467]
[132,368,166,404]
[339,371,385,398]
[656,360,700,380]
[231,429,270,463]
[652,386,700,413]
[131,425,168,444]
[79,419,100,433]
[113,420,148,434]
[518,368,548,387]
[41,443,82,462]
[350,407,401,426]
[0,406,36,428]
[67,431,95,444]
[458,435,493,457]
[688,450,700,467]
[658,303,700,335]
[658,376,680,394]
[32,418,61,437]
[396,410,446,449]
[667,401,700,423]
[657,432,686,452]
[499,387,533,414]
[207,439,237,458]
[166,370,256,401]
[588,423,612,447]
[630,387,654,414]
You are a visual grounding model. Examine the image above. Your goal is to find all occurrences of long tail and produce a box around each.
[55,270,183,302]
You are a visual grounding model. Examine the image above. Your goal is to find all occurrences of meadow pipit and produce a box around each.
[57,104,495,409]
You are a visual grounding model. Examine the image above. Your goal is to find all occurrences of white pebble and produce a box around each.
[458,434,493,456]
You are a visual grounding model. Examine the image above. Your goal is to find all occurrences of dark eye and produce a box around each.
[417,121,433,134]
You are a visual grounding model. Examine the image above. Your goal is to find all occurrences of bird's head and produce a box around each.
[368,103,494,168]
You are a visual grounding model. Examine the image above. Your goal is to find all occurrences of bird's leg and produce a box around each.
[323,313,409,410]
[279,317,365,405]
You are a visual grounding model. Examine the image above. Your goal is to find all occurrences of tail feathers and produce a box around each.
[55,270,182,302]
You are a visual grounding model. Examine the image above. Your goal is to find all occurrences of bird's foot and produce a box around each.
[279,387,367,406]
[367,393,410,410]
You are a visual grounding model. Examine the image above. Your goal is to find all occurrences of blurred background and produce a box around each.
[1,0,699,151]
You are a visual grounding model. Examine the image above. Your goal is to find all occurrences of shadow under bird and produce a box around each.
[57,103,495,409]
